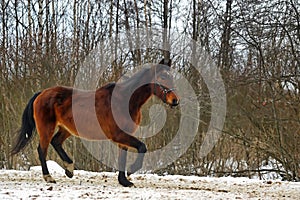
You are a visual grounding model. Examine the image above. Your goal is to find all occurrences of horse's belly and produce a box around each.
[77,128,108,140]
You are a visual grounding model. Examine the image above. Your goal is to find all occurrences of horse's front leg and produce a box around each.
[118,147,133,187]
[127,145,147,176]
[113,132,147,186]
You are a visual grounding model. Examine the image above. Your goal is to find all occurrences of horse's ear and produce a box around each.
[159,59,171,67]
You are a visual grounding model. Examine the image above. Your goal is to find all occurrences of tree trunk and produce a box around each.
[218,0,232,71]
[134,0,141,64]
[163,0,170,61]
[123,0,135,63]
[38,0,43,55]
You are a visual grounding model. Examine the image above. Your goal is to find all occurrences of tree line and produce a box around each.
[0,0,300,180]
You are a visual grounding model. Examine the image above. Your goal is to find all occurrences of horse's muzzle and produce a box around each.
[170,98,179,108]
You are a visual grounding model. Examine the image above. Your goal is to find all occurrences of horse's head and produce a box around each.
[152,59,179,108]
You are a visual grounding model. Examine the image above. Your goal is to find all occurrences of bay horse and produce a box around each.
[11,59,179,187]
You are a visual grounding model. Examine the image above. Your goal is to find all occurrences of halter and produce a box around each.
[152,63,176,104]
[153,81,176,104]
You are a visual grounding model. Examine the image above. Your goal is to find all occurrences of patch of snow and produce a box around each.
[0,161,300,199]
[30,160,65,175]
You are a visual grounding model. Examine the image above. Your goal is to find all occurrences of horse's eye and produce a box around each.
[160,73,170,80]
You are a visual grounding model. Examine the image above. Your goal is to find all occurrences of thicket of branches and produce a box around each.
[1,0,299,180]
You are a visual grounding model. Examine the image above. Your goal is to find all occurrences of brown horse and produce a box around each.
[11,59,179,187]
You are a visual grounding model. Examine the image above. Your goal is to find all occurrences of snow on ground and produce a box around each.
[0,161,300,199]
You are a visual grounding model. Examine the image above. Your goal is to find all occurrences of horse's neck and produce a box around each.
[129,84,153,111]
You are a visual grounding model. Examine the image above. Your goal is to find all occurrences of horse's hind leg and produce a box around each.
[51,130,74,178]
[37,134,56,183]
[38,145,55,183]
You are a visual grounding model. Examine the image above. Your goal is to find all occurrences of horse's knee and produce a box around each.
[138,143,147,154]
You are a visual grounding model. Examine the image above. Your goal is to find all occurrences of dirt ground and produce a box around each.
[0,167,300,200]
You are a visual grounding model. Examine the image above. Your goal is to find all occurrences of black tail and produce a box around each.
[11,92,41,155]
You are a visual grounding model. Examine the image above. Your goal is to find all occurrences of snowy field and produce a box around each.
[0,161,300,199]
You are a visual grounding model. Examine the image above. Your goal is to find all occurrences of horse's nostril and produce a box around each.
[172,99,179,106]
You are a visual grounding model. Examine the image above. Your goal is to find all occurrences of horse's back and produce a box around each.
[32,84,136,140]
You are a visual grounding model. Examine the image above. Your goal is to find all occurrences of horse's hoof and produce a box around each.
[121,180,134,187]
[43,175,56,183]
[63,162,74,178]
[126,182,134,187]
[65,169,74,178]
[118,176,134,187]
